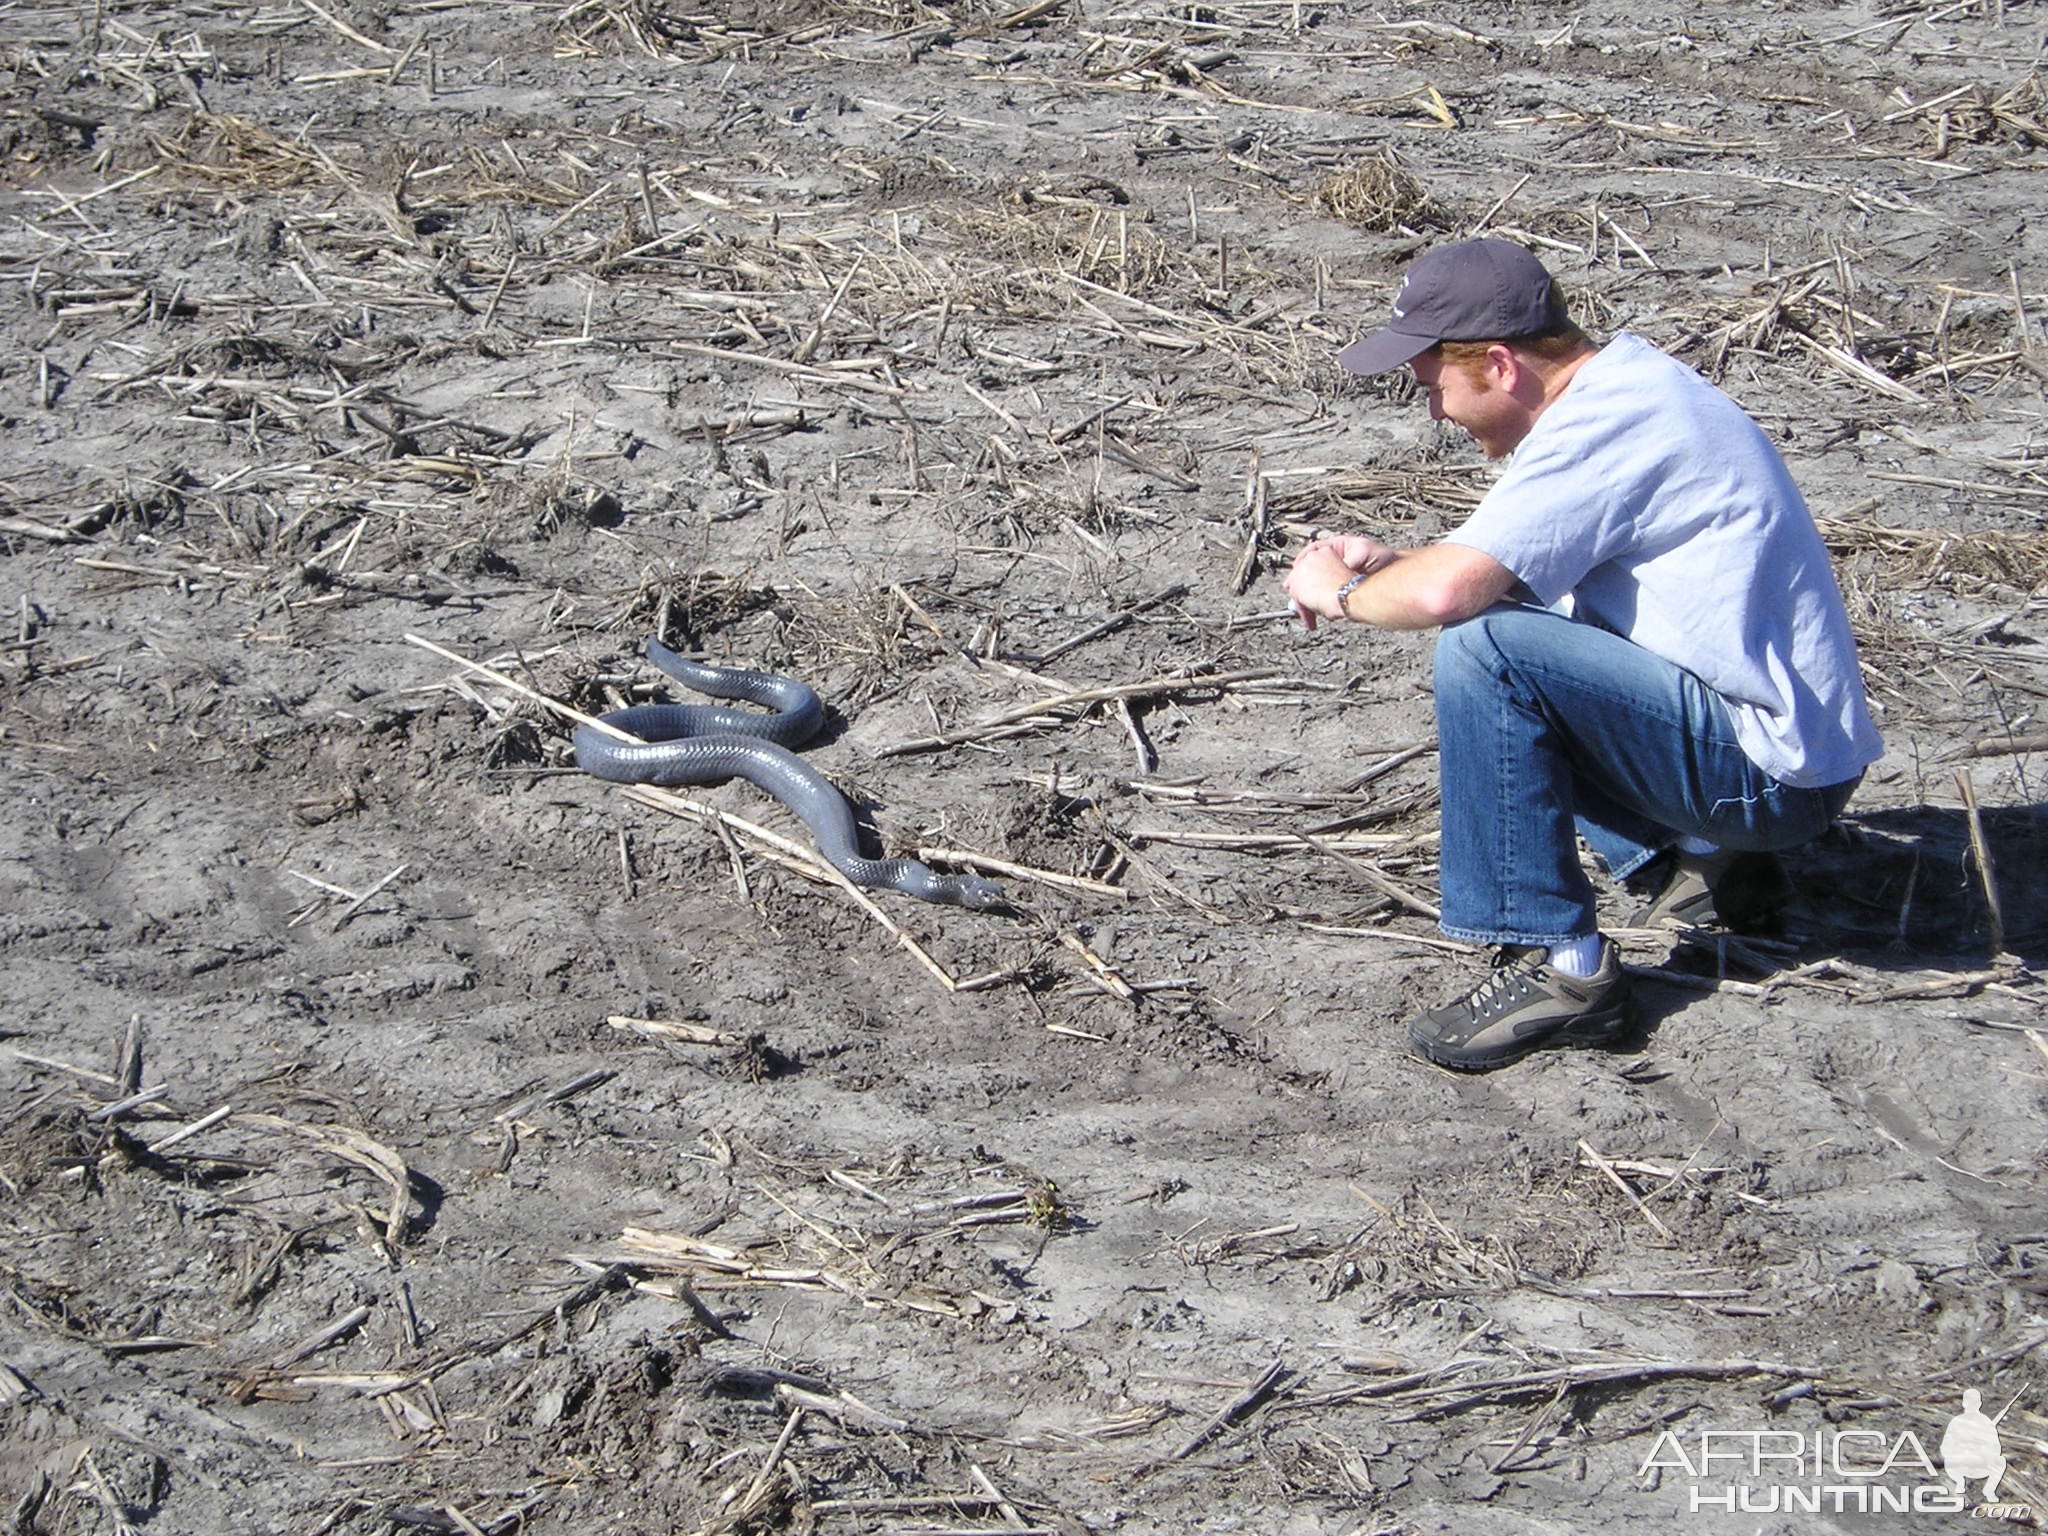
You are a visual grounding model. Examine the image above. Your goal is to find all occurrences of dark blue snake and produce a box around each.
[573,640,1007,910]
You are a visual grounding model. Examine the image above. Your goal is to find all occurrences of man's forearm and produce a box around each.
[1339,550,1470,629]
[1295,543,1519,630]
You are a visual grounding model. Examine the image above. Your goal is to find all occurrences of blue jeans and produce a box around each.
[1433,606,1861,948]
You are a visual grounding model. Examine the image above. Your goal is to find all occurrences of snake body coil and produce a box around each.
[574,640,1006,910]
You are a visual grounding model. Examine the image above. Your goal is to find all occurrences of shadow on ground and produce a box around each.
[1788,804,2047,969]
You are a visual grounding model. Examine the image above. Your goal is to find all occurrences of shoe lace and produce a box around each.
[1460,952,1541,1020]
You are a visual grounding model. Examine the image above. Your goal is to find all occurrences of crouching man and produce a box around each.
[1284,239,1882,1071]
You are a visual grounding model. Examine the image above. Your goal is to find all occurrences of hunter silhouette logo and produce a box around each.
[1939,1388,2011,1502]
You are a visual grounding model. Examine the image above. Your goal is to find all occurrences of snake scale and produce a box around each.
[573,639,1007,910]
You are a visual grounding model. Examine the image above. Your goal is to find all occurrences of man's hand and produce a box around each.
[1283,535,1519,632]
[1302,533,1397,573]
[1283,533,1398,630]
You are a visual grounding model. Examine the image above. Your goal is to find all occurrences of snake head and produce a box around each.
[950,875,1011,911]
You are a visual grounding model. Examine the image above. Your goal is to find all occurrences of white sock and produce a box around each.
[1676,835,1720,858]
[1546,933,1605,978]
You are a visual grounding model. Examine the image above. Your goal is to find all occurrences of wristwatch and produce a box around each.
[1334,572,1369,619]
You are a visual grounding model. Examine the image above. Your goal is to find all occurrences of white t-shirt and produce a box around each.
[1444,332,1883,788]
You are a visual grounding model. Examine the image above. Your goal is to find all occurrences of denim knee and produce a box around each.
[1434,612,1505,696]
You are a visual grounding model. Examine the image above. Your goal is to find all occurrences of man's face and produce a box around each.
[1408,348,1526,459]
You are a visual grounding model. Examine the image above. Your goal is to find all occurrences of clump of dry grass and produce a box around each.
[942,201,1196,305]
[612,567,784,645]
[516,460,623,540]
[780,581,925,703]
[1817,514,2048,594]
[1266,462,1489,533]
[452,144,598,210]
[148,113,330,190]
[76,466,196,536]
[553,0,709,58]
[1662,273,1939,397]
[1922,74,2047,153]
[758,0,941,30]
[553,0,1003,57]
[551,650,641,721]
[731,0,1013,35]
[1315,154,1435,233]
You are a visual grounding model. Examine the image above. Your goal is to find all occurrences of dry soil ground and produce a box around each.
[4,1,2048,1534]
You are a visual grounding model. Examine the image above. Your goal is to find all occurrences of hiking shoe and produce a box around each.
[1628,849,1792,932]
[1407,941,1630,1072]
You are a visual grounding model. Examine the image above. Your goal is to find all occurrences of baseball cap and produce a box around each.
[1337,238,1569,376]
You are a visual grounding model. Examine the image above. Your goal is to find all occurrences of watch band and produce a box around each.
[1334,572,1369,619]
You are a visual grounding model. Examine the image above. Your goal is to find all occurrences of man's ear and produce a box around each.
[1485,342,1521,387]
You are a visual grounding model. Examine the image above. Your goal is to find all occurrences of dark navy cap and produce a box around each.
[1337,239,1569,376]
